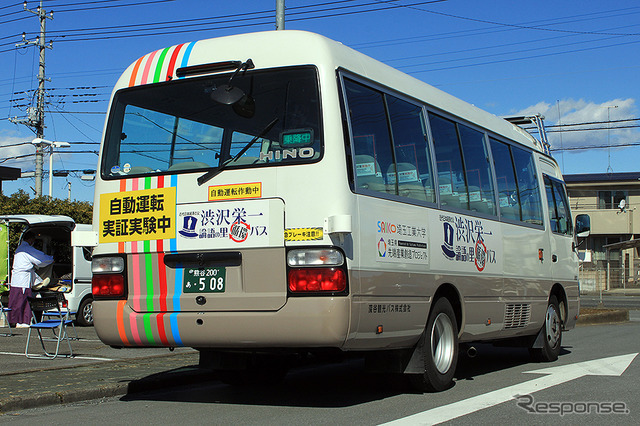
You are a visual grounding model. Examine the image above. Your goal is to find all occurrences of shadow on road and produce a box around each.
[121,344,573,408]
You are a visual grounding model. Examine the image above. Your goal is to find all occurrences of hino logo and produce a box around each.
[259,147,315,161]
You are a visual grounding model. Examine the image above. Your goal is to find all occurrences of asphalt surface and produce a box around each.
[0,294,636,415]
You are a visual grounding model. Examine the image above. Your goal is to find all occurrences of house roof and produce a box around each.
[563,172,640,184]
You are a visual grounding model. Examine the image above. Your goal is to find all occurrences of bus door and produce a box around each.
[543,175,577,284]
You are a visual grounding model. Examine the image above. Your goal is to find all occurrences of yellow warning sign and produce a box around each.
[99,187,176,243]
[284,227,324,241]
[208,182,262,201]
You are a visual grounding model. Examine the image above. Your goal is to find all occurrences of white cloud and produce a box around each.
[512,98,638,150]
[0,131,36,172]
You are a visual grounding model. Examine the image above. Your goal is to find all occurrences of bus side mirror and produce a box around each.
[575,214,590,238]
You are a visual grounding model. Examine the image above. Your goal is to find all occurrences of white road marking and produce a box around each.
[0,351,114,361]
[382,353,638,425]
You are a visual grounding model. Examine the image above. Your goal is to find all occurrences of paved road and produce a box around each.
[0,321,640,425]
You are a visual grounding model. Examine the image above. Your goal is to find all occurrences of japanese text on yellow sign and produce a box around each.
[99,187,176,243]
[284,227,324,241]
[208,182,262,201]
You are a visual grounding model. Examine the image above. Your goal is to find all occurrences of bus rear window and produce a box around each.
[102,66,322,177]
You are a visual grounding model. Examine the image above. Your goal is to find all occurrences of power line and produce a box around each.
[550,142,640,152]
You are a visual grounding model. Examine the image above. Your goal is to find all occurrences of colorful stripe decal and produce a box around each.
[116,300,130,345]
[128,56,145,88]
[171,268,183,346]
[179,41,196,72]
[114,172,183,346]
[127,41,195,87]
[166,43,186,81]
[140,50,158,86]
[153,47,171,83]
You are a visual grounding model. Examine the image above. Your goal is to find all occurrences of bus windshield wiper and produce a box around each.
[197,117,279,186]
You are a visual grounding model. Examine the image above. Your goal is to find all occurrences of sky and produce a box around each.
[1,0,639,203]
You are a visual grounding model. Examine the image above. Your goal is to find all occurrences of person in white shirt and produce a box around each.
[8,231,54,327]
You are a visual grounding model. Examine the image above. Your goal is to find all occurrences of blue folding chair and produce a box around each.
[0,292,12,337]
[25,295,74,359]
[40,291,78,341]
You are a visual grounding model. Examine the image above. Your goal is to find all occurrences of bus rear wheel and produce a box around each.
[409,297,459,392]
[529,296,562,362]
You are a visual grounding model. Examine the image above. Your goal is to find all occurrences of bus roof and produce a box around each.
[114,30,542,152]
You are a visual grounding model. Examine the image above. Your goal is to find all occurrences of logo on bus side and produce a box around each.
[439,215,496,272]
[376,220,427,263]
[177,205,267,243]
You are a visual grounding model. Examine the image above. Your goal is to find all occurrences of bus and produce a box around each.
[84,30,588,391]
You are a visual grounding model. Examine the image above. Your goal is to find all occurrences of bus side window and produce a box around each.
[490,138,520,221]
[512,146,543,226]
[429,113,469,210]
[458,124,496,216]
[386,95,435,203]
[344,80,394,195]
[545,176,573,235]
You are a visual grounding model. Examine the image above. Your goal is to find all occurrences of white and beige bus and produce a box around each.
[85,30,588,391]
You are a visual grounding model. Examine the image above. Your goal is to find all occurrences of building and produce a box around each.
[564,172,640,293]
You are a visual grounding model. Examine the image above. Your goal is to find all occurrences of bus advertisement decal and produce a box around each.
[99,187,177,243]
[176,199,284,249]
[436,214,500,273]
[376,220,428,263]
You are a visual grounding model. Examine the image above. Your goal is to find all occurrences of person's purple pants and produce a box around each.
[8,287,33,325]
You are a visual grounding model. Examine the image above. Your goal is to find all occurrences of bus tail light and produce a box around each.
[92,274,126,298]
[288,268,346,293]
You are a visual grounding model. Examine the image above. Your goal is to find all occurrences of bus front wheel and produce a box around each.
[529,296,562,362]
[409,297,459,392]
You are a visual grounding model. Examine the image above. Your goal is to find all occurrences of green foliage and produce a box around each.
[0,189,93,260]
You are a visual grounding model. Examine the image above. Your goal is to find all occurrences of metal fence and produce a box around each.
[579,263,640,294]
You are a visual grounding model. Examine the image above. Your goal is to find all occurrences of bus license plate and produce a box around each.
[183,267,226,293]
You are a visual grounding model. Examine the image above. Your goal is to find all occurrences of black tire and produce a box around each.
[409,297,459,392]
[76,297,94,327]
[529,296,562,362]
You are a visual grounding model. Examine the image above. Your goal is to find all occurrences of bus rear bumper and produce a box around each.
[93,297,352,349]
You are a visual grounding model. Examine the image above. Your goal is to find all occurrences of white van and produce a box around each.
[0,215,94,326]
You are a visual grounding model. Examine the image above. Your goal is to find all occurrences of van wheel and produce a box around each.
[529,296,562,362]
[409,297,459,392]
[76,298,94,327]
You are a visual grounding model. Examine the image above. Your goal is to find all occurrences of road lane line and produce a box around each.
[382,353,638,425]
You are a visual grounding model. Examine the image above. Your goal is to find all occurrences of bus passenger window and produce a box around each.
[429,113,468,210]
[344,80,394,195]
[512,146,543,226]
[386,95,435,202]
[490,138,520,221]
[458,124,496,216]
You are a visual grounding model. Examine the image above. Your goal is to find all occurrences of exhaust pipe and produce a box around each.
[466,346,477,358]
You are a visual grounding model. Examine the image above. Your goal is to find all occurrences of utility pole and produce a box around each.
[11,1,54,197]
[276,0,285,30]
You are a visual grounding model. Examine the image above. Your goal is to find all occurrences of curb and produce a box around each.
[0,365,214,413]
[576,308,629,326]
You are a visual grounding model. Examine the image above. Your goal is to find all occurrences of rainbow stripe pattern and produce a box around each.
[127,41,196,87]
[109,40,197,346]
[113,175,183,347]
